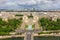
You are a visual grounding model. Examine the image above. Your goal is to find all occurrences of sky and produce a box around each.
[0,0,60,10]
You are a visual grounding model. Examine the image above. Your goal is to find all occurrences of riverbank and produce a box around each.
[34,36,60,40]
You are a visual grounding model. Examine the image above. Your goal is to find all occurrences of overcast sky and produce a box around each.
[0,0,60,10]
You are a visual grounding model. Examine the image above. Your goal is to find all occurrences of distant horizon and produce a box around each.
[0,9,60,12]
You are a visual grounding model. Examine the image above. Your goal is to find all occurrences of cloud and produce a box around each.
[5,0,37,5]
[5,2,17,6]
[0,0,60,10]
[36,0,60,10]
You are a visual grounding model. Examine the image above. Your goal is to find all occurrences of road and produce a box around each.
[15,29,42,40]
[26,32,32,40]
[15,29,42,33]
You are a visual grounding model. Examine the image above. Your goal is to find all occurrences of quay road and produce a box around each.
[15,29,42,40]
[26,32,32,40]
[16,29,42,33]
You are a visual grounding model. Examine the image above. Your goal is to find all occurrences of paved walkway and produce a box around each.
[0,35,25,39]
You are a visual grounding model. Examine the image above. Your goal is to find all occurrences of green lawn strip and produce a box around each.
[38,32,52,34]
[25,25,28,28]
[28,16,33,18]
[28,14,33,18]
[38,31,60,34]
[15,14,23,16]
[0,37,24,40]
[0,32,10,36]
[32,24,35,29]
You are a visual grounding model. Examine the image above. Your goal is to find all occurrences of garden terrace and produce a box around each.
[38,18,60,30]
[0,18,22,35]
